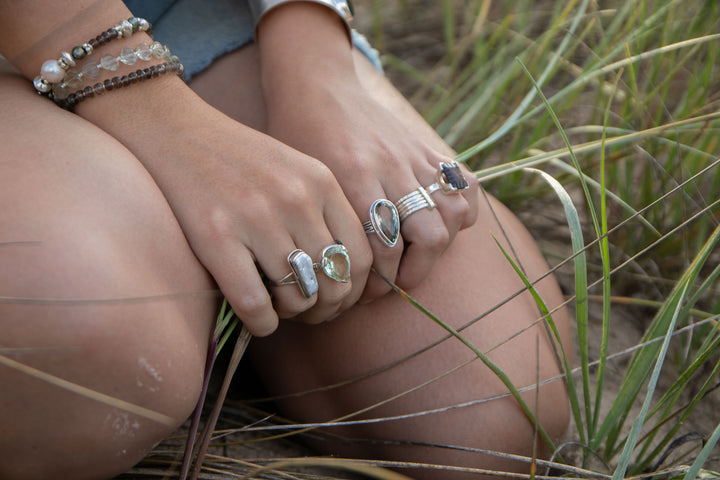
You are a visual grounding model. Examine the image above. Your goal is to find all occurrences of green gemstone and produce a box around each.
[370,199,400,247]
[320,244,350,282]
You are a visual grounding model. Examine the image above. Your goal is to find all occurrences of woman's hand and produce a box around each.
[77,78,372,336]
[257,3,479,301]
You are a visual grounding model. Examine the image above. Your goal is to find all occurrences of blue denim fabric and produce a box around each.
[124,0,382,81]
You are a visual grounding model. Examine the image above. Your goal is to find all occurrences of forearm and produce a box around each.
[0,1,139,78]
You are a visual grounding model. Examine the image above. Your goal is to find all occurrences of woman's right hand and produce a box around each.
[78,78,372,336]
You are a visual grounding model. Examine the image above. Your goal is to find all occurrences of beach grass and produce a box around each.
[111,1,720,478]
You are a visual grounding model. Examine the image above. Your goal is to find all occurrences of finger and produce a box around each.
[209,247,279,337]
[395,208,450,289]
[316,201,373,316]
[357,196,404,302]
[423,155,478,235]
[458,162,480,229]
[242,211,320,319]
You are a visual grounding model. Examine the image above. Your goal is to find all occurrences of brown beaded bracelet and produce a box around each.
[57,60,184,110]
[33,17,152,95]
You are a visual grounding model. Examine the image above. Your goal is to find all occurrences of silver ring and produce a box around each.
[396,186,436,222]
[362,199,400,247]
[275,249,318,298]
[313,242,351,283]
[426,161,470,195]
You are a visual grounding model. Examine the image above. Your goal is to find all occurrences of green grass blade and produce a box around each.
[611,281,690,480]
[683,420,720,480]
[523,167,588,445]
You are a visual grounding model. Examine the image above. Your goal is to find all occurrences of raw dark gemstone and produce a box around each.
[441,162,469,191]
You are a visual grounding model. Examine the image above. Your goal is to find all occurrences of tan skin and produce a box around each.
[0,1,571,479]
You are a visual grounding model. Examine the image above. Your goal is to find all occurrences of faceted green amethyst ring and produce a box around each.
[314,242,351,283]
[362,199,400,247]
[425,161,470,195]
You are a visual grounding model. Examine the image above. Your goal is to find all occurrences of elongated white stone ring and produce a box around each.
[275,249,318,298]
[362,199,400,247]
[314,242,351,283]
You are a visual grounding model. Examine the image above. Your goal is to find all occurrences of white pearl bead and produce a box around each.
[40,59,64,83]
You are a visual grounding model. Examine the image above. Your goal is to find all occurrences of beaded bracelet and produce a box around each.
[33,16,152,95]
[49,41,178,103]
[57,59,185,110]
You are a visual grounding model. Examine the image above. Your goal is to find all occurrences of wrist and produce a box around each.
[251,0,353,43]
[257,2,354,66]
[74,73,209,168]
[258,2,359,95]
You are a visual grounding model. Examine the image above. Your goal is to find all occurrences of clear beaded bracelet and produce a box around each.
[56,59,185,110]
[33,16,152,96]
[49,41,178,103]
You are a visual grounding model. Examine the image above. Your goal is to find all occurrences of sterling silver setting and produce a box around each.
[362,199,400,247]
[314,243,351,283]
[275,249,318,298]
[425,161,470,196]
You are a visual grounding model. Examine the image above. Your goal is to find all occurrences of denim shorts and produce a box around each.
[124,0,383,81]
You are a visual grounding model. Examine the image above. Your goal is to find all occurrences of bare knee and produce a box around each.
[0,242,215,479]
[0,77,218,478]
[0,299,212,479]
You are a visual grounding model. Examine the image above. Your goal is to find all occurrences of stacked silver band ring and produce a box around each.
[363,199,400,247]
[396,186,436,221]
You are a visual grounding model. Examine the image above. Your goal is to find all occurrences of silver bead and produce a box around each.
[138,18,150,31]
[60,51,76,68]
[33,75,51,93]
[82,43,93,56]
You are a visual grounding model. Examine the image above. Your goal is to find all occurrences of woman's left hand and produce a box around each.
[257,2,479,302]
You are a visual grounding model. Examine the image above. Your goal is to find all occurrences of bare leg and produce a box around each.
[192,47,572,479]
[0,63,218,480]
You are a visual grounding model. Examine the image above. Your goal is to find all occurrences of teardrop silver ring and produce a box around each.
[362,199,400,247]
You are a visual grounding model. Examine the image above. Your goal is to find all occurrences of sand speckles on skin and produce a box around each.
[137,357,163,392]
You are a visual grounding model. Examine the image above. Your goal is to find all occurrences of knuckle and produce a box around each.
[421,225,450,254]
[203,207,237,244]
[448,197,471,219]
[233,291,271,319]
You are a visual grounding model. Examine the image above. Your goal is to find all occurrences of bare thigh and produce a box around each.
[0,63,218,480]
[191,46,572,479]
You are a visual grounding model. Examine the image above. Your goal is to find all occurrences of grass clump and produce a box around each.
[118,1,720,478]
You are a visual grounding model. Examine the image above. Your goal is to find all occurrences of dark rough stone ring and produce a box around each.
[425,161,470,195]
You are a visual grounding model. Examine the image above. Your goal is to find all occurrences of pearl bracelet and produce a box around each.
[57,59,184,110]
[49,41,177,103]
[33,17,152,95]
